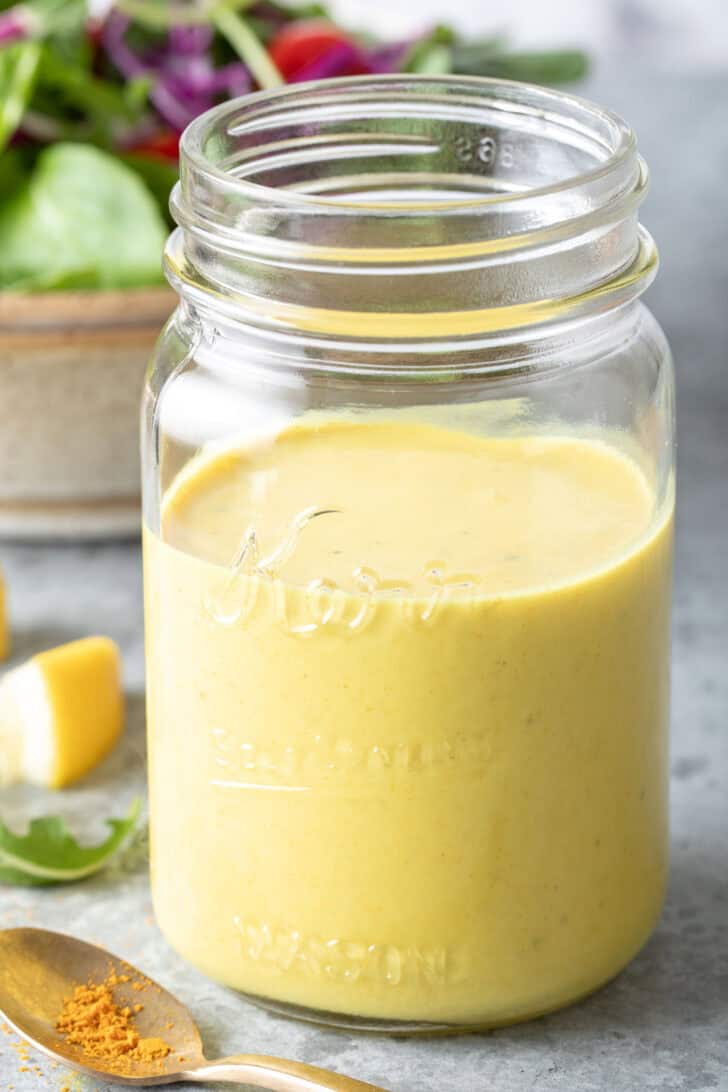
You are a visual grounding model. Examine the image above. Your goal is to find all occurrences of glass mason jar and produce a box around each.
[143,76,674,1032]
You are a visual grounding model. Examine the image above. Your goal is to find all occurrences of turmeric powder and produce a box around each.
[55,969,170,1068]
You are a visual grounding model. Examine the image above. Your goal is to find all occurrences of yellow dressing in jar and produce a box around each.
[144,419,673,1026]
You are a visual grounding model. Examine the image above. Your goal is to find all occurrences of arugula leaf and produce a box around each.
[213,6,283,89]
[0,41,41,153]
[0,798,141,886]
[452,47,589,85]
[403,25,455,74]
[37,44,150,139]
[0,142,168,291]
[407,43,452,75]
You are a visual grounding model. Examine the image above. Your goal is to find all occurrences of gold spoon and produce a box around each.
[0,928,389,1091]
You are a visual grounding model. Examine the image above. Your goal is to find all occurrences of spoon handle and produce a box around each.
[184,1054,390,1092]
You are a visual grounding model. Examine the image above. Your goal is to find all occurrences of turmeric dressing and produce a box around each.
[145,419,673,1025]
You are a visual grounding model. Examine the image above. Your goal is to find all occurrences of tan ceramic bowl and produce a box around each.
[0,288,174,540]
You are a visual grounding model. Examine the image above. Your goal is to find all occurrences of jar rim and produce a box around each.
[170,74,655,342]
[180,74,637,216]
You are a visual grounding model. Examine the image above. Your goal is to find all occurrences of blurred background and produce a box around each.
[333,0,721,67]
[14,0,719,604]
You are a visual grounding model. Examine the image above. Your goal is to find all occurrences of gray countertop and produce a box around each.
[1,67,726,1092]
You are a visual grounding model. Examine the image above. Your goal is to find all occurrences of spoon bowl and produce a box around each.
[0,928,204,1085]
[0,928,387,1090]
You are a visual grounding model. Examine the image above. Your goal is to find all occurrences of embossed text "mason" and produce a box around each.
[232,918,465,986]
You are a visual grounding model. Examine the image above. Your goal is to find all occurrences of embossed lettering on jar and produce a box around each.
[142,76,675,1031]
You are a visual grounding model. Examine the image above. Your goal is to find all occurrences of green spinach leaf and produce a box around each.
[0,142,168,290]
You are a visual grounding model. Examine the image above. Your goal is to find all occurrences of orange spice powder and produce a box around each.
[55,971,170,1067]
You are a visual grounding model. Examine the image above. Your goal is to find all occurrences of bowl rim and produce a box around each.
[0,285,175,332]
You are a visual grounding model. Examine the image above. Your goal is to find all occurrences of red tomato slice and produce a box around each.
[127,130,180,162]
[268,20,367,80]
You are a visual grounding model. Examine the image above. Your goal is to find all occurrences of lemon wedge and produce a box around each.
[0,637,124,788]
[0,568,9,661]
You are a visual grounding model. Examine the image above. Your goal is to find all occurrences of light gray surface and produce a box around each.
[1,68,726,1092]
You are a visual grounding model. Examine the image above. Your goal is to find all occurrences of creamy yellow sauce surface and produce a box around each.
[144,419,673,1025]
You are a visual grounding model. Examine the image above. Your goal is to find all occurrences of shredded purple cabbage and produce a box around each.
[207,61,252,97]
[102,11,250,132]
[365,39,416,73]
[162,55,217,99]
[162,58,251,102]
[102,13,150,79]
[168,24,214,56]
